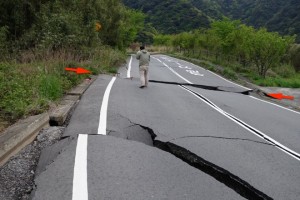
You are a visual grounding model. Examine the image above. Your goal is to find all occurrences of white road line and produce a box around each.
[156,57,300,161]
[157,56,299,115]
[98,77,116,135]
[162,62,193,84]
[72,134,88,200]
[162,55,251,90]
[154,57,192,83]
[207,70,251,90]
[250,96,300,115]
[181,86,300,161]
[127,56,132,78]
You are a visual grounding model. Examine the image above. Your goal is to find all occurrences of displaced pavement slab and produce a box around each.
[31,136,77,200]
[32,135,243,200]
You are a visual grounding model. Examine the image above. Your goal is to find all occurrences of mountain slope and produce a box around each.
[123,0,300,41]
[123,0,210,34]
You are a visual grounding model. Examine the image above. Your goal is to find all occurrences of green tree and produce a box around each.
[118,8,145,49]
[289,44,300,72]
[245,28,295,78]
[153,34,172,46]
[210,18,241,56]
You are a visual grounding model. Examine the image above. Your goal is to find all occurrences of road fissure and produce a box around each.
[121,122,273,200]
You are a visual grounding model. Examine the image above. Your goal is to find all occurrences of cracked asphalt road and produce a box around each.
[31,55,300,200]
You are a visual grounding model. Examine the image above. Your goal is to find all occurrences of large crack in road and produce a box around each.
[111,116,273,200]
[149,80,252,95]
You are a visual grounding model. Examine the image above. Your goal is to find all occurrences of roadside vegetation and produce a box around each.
[152,18,300,88]
[0,0,145,131]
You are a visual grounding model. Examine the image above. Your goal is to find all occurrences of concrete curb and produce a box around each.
[0,113,49,166]
[49,76,97,126]
[0,75,98,166]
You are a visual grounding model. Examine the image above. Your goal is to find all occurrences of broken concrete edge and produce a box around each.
[0,113,49,166]
[35,136,73,177]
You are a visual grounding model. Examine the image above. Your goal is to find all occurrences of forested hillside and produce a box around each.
[215,0,300,40]
[123,0,300,42]
[123,0,210,34]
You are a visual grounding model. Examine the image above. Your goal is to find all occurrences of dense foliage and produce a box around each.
[123,0,210,34]
[123,0,300,42]
[0,0,144,125]
[0,0,145,56]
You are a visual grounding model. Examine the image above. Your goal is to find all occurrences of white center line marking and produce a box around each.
[72,134,88,200]
[98,76,116,135]
[155,57,300,161]
[127,56,132,78]
[181,86,300,161]
[153,57,192,84]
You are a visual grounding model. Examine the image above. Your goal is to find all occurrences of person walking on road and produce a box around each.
[136,46,150,88]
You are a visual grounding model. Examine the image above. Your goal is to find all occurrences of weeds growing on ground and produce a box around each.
[0,47,126,127]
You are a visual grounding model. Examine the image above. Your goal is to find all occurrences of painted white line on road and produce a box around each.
[155,57,300,161]
[154,57,162,63]
[127,56,132,78]
[181,86,300,161]
[98,77,116,135]
[154,57,192,84]
[162,55,251,90]
[72,134,88,200]
[207,70,251,90]
[162,62,193,84]
[250,96,300,115]
[157,56,299,115]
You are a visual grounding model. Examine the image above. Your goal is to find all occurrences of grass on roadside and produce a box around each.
[0,46,126,130]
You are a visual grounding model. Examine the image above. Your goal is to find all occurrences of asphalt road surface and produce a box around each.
[32,55,300,200]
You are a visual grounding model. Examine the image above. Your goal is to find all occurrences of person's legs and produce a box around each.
[144,66,149,87]
[139,66,146,87]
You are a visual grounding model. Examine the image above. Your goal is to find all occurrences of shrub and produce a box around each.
[223,68,237,80]
[274,64,296,78]
[290,44,300,72]
[39,75,63,101]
